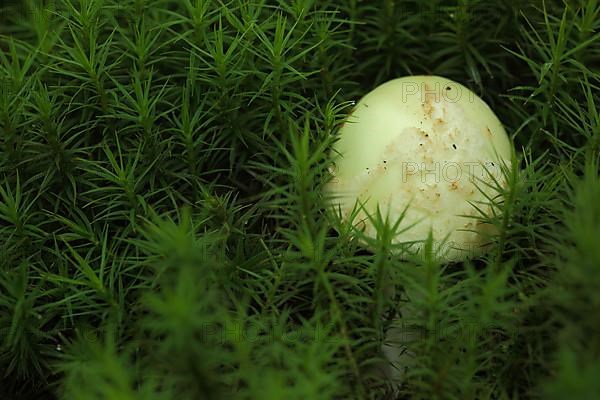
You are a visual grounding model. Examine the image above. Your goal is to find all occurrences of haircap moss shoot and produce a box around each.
[325,75,513,262]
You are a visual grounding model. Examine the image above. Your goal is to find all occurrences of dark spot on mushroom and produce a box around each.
[452,144,457,149]
[446,86,451,91]
[383,160,387,163]
[419,143,423,146]
[425,134,429,137]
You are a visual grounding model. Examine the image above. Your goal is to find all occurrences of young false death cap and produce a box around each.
[325,76,513,262]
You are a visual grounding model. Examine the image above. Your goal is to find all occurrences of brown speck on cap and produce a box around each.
[385,142,398,155]
[423,102,433,117]
[417,128,430,139]
[423,83,440,107]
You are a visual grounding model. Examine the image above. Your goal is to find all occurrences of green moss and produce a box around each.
[0,1,598,399]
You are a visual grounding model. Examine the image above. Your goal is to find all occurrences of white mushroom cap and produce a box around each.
[326,75,513,261]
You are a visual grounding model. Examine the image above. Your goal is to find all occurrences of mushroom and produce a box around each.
[325,76,513,261]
